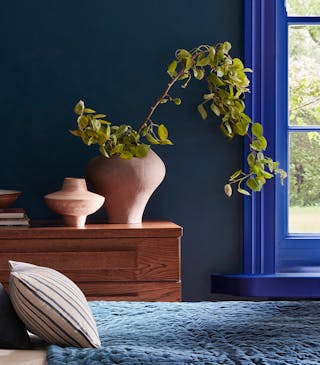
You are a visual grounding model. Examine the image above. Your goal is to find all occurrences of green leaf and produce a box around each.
[209,46,215,65]
[172,98,181,105]
[110,144,124,155]
[178,72,189,81]
[177,49,191,60]
[228,85,234,98]
[167,60,178,77]
[251,165,261,175]
[145,133,159,144]
[176,49,193,69]
[207,72,225,86]
[197,104,207,120]
[198,68,205,80]
[158,124,169,141]
[210,103,220,116]
[203,93,215,100]
[105,125,111,139]
[275,168,287,185]
[94,114,107,119]
[247,152,256,167]
[97,132,108,145]
[220,123,234,138]
[197,54,210,67]
[110,134,117,145]
[87,136,94,146]
[224,184,232,197]
[135,144,151,158]
[251,122,263,137]
[234,100,245,112]
[159,139,173,145]
[246,177,263,192]
[160,98,168,104]
[91,119,101,131]
[237,187,251,196]
[69,129,81,137]
[250,136,267,151]
[84,108,96,113]
[257,152,264,161]
[193,68,205,80]
[233,122,248,136]
[74,100,85,115]
[225,122,233,136]
[230,170,242,180]
[120,151,133,160]
[258,136,267,150]
[116,125,129,137]
[80,132,90,145]
[232,58,244,70]
[77,115,89,130]
[223,41,232,53]
[261,170,274,179]
[99,145,109,158]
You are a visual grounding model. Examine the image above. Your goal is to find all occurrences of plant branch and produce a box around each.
[138,67,186,134]
[289,96,320,113]
[246,132,253,143]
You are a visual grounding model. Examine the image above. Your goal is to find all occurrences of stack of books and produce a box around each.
[0,208,30,226]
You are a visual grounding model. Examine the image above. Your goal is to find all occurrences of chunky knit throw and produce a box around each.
[47,300,320,364]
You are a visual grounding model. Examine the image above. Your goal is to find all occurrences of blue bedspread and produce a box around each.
[47,301,320,364]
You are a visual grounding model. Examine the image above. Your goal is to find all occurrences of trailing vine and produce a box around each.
[70,42,287,196]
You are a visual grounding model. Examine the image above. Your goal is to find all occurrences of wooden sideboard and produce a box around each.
[0,221,182,301]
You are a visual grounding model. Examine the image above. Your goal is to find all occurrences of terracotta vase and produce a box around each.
[44,178,105,227]
[86,149,166,223]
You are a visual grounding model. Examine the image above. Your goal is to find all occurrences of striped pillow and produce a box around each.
[9,261,101,348]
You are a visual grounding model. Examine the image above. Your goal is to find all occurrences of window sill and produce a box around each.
[211,273,320,297]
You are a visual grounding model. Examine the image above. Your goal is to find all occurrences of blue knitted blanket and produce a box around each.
[47,301,320,364]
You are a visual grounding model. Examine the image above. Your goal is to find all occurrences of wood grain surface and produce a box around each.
[0,221,182,301]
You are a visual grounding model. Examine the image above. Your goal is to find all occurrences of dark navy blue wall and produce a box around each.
[0,0,243,300]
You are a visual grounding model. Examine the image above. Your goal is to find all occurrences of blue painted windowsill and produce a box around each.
[212,274,320,297]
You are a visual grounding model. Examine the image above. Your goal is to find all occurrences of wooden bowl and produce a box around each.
[0,190,21,208]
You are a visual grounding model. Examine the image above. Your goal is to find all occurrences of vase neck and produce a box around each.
[62,178,87,192]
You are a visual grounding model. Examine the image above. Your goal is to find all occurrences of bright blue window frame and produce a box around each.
[244,0,320,274]
[279,10,320,272]
[211,1,320,297]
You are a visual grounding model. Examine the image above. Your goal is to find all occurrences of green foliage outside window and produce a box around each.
[289,24,320,206]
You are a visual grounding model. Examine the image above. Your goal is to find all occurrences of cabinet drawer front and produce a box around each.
[0,251,136,270]
[0,238,180,282]
[0,251,136,275]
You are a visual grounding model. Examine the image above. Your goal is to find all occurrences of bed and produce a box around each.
[39,300,320,364]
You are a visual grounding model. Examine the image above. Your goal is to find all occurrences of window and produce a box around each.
[212,0,320,297]
[288,13,320,234]
[244,0,320,274]
[277,1,320,272]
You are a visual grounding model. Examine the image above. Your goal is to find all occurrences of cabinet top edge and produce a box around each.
[0,220,183,238]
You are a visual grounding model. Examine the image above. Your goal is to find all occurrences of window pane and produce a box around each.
[289,132,320,233]
[286,0,320,16]
[289,26,320,126]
